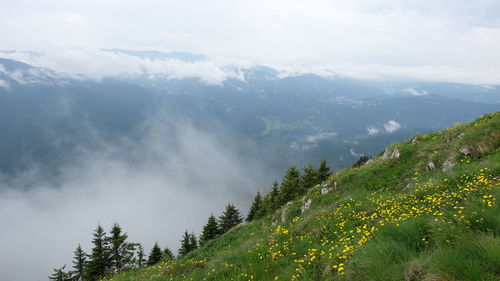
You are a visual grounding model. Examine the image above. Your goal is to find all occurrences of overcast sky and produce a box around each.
[1,0,500,84]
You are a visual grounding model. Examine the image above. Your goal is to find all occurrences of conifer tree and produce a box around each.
[108,223,136,271]
[189,233,198,250]
[269,181,280,210]
[200,215,220,245]
[302,164,321,190]
[179,230,196,256]
[278,166,302,204]
[163,247,174,260]
[49,265,71,281]
[318,158,331,182]
[219,204,243,233]
[352,155,370,168]
[86,224,111,281]
[147,242,163,266]
[70,244,86,281]
[246,192,263,222]
[258,181,281,217]
[136,244,145,268]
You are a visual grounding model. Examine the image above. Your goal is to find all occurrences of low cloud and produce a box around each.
[0,78,9,89]
[403,87,429,96]
[350,148,362,158]
[0,49,251,85]
[383,120,402,133]
[0,114,269,281]
[305,132,337,143]
[366,126,380,136]
[292,132,337,150]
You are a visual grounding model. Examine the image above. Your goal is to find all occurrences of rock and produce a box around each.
[333,182,338,189]
[382,148,391,160]
[271,219,277,226]
[475,143,491,155]
[286,201,293,206]
[442,160,455,172]
[427,162,436,171]
[321,187,332,195]
[457,133,465,139]
[281,208,288,222]
[391,149,400,159]
[411,137,419,145]
[365,159,373,165]
[459,147,471,156]
[301,199,312,213]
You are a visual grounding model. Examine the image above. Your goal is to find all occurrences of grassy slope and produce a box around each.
[107,112,500,281]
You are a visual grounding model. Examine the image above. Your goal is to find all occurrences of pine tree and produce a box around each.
[147,242,163,266]
[136,244,146,268]
[200,215,220,245]
[352,155,370,168]
[163,247,174,260]
[189,233,198,250]
[318,158,331,182]
[279,166,302,204]
[70,244,86,281]
[219,204,243,233]
[269,181,280,210]
[49,265,71,281]
[108,223,136,271]
[179,230,192,257]
[246,192,263,222]
[302,164,321,190]
[258,181,280,217]
[86,224,111,281]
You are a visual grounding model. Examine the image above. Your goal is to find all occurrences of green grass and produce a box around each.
[259,117,298,136]
[105,112,500,281]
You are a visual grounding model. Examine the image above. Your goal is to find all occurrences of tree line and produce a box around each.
[49,159,331,281]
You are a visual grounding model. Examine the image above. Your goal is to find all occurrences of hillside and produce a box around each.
[106,112,499,281]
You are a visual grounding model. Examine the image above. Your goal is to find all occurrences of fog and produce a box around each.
[0,115,271,281]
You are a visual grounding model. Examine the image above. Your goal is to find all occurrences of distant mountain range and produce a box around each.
[1,52,499,184]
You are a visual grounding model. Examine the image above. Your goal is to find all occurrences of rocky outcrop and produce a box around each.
[321,187,332,195]
[442,160,455,172]
[301,199,312,213]
[427,162,436,171]
[382,148,400,160]
[459,147,471,156]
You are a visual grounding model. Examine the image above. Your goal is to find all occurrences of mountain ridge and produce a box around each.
[102,112,500,281]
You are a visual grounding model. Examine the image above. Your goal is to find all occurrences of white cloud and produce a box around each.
[305,132,337,143]
[0,49,249,85]
[350,148,362,157]
[403,87,429,96]
[383,120,402,133]
[0,116,270,281]
[0,79,9,89]
[367,126,380,136]
[1,1,500,84]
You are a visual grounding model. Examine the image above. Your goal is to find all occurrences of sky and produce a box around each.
[1,0,500,84]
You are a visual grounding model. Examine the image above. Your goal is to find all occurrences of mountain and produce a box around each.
[105,112,500,281]
[0,56,499,183]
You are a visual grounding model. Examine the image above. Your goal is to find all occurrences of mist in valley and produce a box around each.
[0,114,274,281]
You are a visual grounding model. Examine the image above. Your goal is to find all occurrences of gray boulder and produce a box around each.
[301,199,312,213]
[321,187,332,195]
[459,147,471,156]
[442,160,455,172]
[427,161,436,171]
